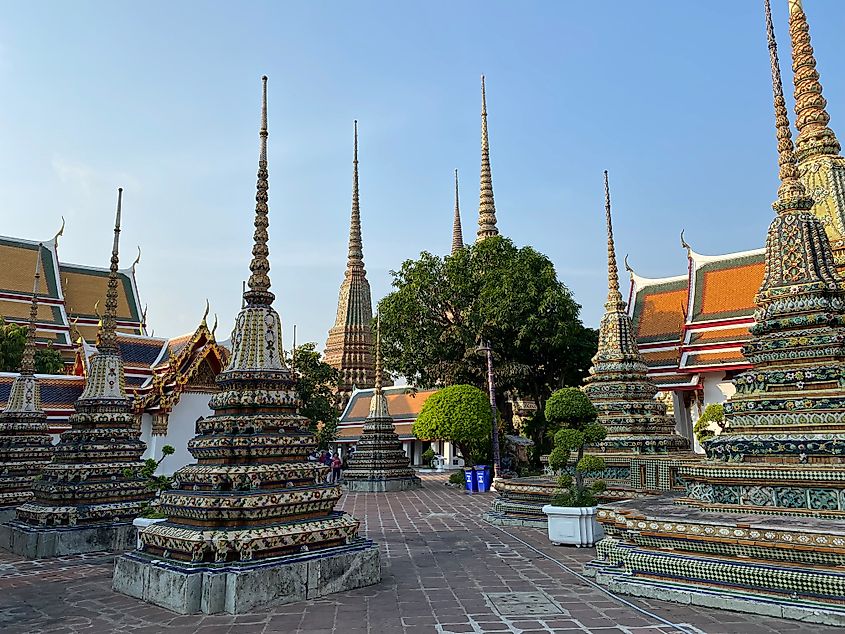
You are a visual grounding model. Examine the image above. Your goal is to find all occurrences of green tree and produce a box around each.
[545,388,607,507]
[0,318,66,374]
[35,343,65,374]
[285,342,342,449]
[379,236,596,450]
[693,403,724,446]
[0,317,26,371]
[413,384,493,466]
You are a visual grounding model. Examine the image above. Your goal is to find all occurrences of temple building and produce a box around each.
[0,228,145,368]
[1,189,152,558]
[113,76,379,615]
[0,245,55,520]
[323,122,376,402]
[588,2,845,624]
[343,319,421,492]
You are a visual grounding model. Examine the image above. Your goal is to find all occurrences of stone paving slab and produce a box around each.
[0,473,838,633]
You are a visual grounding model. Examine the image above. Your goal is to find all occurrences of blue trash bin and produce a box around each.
[474,465,491,492]
[464,468,478,492]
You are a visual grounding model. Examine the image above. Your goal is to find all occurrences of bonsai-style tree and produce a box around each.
[693,403,724,447]
[124,445,176,519]
[413,384,492,467]
[545,388,607,507]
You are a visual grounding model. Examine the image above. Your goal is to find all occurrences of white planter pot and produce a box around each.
[541,504,604,547]
[133,517,165,549]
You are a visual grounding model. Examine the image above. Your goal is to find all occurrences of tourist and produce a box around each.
[331,453,342,483]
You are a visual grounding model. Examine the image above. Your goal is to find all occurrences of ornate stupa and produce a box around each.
[344,316,421,492]
[583,171,690,457]
[324,121,375,403]
[485,174,695,528]
[588,3,845,623]
[114,77,379,615]
[789,0,845,269]
[2,189,150,558]
[0,244,54,521]
[476,75,499,242]
[451,169,464,254]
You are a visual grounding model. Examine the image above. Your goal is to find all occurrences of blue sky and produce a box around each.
[1,1,843,348]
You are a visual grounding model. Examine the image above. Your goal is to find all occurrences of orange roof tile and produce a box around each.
[62,267,140,322]
[691,252,764,322]
[683,349,748,369]
[338,422,415,440]
[687,326,752,345]
[631,280,687,344]
[342,388,437,423]
[0,242,55,296]
[641,349,680,368]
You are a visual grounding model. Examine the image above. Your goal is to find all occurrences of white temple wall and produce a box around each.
[141,392,211,476]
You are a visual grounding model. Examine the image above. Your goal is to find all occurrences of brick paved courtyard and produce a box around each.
[0,473,836,634]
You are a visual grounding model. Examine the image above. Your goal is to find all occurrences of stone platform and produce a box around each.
[345,475,421,493]
[0,508,16,524]
[0,520,135,559]
[112,538,380,614]
[587,493,845,626]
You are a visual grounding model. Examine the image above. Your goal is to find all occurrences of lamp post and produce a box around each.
[476,340,501,478]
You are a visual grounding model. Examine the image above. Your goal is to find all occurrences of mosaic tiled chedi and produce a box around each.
[113,77,379,615]
[343,321,421,492]
[0,245,54,516]
[588,3,845,624]
[1,190,151,558]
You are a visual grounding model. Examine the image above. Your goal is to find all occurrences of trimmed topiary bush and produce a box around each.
[414,384,493,467]
[694,402,724,447]
[545,388,607,507]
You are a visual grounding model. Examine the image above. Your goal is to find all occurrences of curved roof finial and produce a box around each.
[243,75,275,307]
[623,254,635,276]
[53,216,65,248]
[130,246,141,273]
[476,75,499,242]
[211,313,218,337]
[201,298,210,325]
[679,229,692,253]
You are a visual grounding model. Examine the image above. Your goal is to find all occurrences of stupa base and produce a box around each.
[0,507,17,524]
[112,538,381,614]
[586,494,845,626]
[0,519,135,558]
[345,476,422,493]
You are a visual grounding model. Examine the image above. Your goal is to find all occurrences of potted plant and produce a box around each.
[124,445,175,548]
[540,388,608,547]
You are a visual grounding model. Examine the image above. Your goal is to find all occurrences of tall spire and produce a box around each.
[324,120,375,398]
[244,75,274,307]
[451,169,464,254]
[19,244,43,376]
[603,171,625,311]
[96,188,123,354]
[766,0,813,209]
[348,120,364,270]
[477,75,499,242]
[788,0,840,161]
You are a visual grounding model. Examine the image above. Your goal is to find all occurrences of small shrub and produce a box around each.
[421,448,436,466]
[448,471,464,485]
[694,403,724,446]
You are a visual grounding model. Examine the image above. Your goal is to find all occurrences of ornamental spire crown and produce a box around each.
[347,120,365,272]
[19,244,43,376]
[96,189,123,355]
[451,169,464,254]
[367,314,390,419]
[603,171,625,312]
[766,0,814,213]
[788,0,841,161]
[243,75,275,307]
[476,75,499,242]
